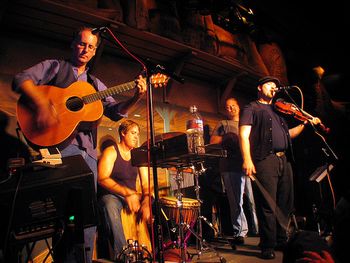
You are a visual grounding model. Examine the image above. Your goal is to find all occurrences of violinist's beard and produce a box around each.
[261,92,274,101]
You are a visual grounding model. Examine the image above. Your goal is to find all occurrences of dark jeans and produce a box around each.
[98,194,127,260]
[253,153,294,249]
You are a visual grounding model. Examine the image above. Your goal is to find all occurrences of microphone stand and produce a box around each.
[145,73,165,263]
[144,62,184,263]
[96,27,166,262]
[281,87,338,231]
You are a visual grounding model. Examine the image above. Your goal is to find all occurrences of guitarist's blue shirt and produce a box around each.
[12,59,127,160]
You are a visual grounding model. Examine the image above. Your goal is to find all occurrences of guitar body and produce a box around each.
[16,74,168,147]
[17,82,104,147]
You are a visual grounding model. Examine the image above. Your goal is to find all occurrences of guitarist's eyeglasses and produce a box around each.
[76,41,97,52]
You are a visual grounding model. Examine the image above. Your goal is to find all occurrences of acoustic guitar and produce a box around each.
[17,75,167,147]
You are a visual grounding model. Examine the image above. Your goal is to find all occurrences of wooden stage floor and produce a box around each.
[94,236,284,263]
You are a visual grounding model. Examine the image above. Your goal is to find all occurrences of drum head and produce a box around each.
[160,196,199,208]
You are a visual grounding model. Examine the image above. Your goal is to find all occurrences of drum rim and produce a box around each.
[159,196,200,207]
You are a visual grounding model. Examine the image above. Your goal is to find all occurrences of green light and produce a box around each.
[69,215,75,221]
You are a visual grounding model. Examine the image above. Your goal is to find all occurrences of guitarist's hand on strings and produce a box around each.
[35,99,59,129]
[20,79,59,129]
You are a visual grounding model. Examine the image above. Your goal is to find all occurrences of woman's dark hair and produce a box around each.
[118,120,140,139]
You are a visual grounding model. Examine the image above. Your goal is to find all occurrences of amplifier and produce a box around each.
[0,155,98,244]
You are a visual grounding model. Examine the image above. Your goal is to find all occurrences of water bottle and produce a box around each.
[186,105,205,154]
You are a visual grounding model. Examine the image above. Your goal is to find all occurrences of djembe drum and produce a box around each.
[160,196,200,228]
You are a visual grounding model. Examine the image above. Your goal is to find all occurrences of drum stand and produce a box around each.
[190,162,225,262]
[172,166,192,263]
[164,162,225,263]
[192,162,206,253]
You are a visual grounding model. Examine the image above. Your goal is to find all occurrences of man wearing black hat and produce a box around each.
[239,76,321,259]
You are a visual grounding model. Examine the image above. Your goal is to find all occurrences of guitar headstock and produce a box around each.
[150,73,169,88]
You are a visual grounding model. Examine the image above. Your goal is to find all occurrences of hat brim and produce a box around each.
[258,76,280,87]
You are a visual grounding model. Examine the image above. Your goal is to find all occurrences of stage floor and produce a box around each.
[94,236,284,263]
[186,236,283,263]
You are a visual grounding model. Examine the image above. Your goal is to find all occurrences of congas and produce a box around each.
[159,196,200,225]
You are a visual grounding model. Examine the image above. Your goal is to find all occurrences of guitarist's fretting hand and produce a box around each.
[134,72,169,98]
[134,75,147,99]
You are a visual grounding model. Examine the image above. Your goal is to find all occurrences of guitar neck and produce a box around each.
[83,80,135,103]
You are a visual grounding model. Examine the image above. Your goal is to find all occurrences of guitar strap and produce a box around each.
[86,73,99,148]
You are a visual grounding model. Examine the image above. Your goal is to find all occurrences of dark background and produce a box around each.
[251,0,346,98]
[184,0,347,99]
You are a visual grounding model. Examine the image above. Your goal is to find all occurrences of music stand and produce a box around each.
[309,164,334,183]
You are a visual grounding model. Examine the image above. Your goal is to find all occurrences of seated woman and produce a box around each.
[97,120,152,260]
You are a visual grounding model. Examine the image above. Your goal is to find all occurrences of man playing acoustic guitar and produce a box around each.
[12,26,165,263]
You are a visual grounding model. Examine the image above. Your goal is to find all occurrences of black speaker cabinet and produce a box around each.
[0,155,98,245]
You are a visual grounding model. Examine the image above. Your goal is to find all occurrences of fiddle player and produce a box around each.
[11,26,147,263]
[239,76,321,259]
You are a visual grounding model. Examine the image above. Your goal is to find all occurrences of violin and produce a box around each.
[274,99,330,134]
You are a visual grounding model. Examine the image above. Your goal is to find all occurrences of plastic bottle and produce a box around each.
[186,105,205,154]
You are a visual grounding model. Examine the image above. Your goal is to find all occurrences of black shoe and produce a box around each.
[231,236,245,245]
[248,231,259,237]
[275,242,287,251]
[261,248,275,259]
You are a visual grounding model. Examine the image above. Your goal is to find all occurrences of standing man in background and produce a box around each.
[239,76,321,259]
[210,97,255,246]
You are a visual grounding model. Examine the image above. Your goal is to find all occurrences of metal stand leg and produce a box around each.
[164,163,226,263]
[190,162,226,262]
[192,162,206,254]
[173,167,188,263]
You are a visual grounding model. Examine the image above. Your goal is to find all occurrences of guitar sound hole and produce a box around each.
[66,96,84,112]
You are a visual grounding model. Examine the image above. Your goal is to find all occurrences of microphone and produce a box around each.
[275,86,293,92]
[91,27,107,35]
